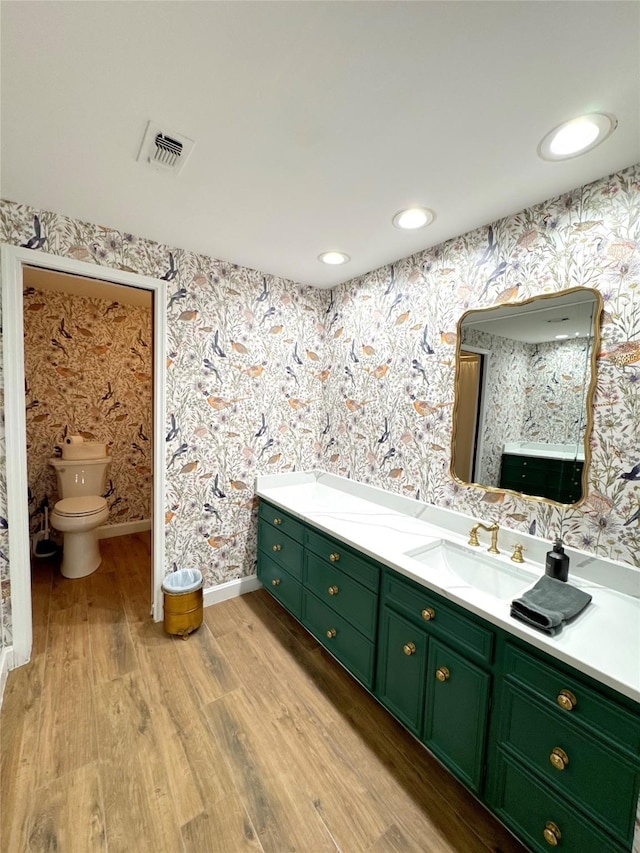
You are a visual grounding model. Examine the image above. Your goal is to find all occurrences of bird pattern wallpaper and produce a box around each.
[1,163,640,653]
[23,287,153,538]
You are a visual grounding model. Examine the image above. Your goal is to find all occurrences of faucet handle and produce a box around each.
[511,543,525,563]
[468,525,480,547]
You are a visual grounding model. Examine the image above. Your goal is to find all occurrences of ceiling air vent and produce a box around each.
[137,120,195,175]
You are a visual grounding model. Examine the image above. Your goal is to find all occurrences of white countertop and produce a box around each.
[256,471,640,704]
[503,441,585,462]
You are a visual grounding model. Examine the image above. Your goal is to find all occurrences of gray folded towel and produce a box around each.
[510,575,592,635]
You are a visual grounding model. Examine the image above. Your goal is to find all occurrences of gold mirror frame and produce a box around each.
[449,287,603,508]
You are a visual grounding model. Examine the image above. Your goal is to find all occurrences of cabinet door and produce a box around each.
[424,638,490,792]
[375,607,427,735]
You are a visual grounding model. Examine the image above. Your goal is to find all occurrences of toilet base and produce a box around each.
[60,529,102,579]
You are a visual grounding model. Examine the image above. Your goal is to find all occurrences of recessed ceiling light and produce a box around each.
[318,251,350,265]
[538,113,617,161]
[392,207,434,230]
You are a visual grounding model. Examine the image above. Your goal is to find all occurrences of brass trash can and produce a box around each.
[162,569,203,640]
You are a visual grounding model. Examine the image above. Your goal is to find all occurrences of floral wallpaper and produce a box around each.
[23,287,152,535]
[461,329,589,487]
[1,163,640,660]
[321,165,640,566]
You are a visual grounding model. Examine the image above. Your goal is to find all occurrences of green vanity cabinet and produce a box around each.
[424,638,491,792]
[487,640,640,852]
[376,606,428,734]
[499,453,583,504]
[376,569,493,792]
[257,504,304,619]
[257,498,640,852]
[259,501,380,690]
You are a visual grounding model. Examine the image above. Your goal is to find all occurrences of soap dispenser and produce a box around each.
[545,537,569,582]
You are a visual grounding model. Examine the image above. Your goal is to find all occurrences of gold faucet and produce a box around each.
[468,522,500,554]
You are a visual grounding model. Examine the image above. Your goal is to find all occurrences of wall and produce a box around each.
[0,279,10,648]
[0,201,327,627]
[0,163,639,658]
[23,287,153,533]
[323,164,640,566]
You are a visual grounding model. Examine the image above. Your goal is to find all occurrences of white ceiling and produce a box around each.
[24,266,153,308]
[2,2,639,289]
[461,290,599,343]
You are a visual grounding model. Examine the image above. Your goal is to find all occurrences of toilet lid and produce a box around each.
[54,496,108,517]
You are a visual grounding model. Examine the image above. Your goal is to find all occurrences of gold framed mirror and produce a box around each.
[450,287,603,506]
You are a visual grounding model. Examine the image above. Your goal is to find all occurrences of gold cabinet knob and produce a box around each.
[402,642,417,656]
[329,552,340,562]
[542,821,561,847]
[273,518,282,525]
[271,579,280,587]
[435,666,450,682]
[421,607,435,621]
[549,747,569,771]
[326,628,337,639]
[272,544,282,552]
[328,585,339,596]
[557,689,577,712]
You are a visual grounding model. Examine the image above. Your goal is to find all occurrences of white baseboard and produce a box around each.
[203,575,263,608]
[0,646,14,710]
[97,519,152,539]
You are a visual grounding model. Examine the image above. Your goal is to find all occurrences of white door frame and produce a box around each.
[1,244,167,667]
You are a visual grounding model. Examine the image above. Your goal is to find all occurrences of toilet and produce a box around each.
[49,455,111,578]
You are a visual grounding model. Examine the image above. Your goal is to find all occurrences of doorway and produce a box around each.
[452,349,487,484]
[2,245,166,668]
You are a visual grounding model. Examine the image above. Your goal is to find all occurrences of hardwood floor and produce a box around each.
[1,533,526,853]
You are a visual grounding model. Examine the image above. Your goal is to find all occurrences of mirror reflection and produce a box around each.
[450,288,602,506]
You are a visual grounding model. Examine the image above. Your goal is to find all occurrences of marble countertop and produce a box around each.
[256,471,640,704]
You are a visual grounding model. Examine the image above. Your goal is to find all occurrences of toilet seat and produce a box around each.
[54,496,108,517]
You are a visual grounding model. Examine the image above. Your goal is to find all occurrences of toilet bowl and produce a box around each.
[50,496,109,578]
[49,456,111,579]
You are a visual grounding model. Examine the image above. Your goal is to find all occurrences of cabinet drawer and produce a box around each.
[424,638,490,793]
[304,528,379,591]
[258,518,304,580]
[504,643,640,756]
[500,683,639,843]
[258,501,305,544]
[383,571,493,665]
[257,552,302,619]
[492,749,627,853]
[304,551,378,639]
[301,590,375,689]
[376,607,427,735]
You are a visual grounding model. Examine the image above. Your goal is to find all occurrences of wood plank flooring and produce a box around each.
[1,533,527,853]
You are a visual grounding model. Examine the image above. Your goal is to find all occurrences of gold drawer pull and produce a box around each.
[557,689,577,712]
[271,579,280,587]
[326,628,337,639]
[328,585,339,596]
[435,666,450,682]
[329,552,340,562]
[402,642,416,656]
[421,607,435,621]
[272,544,282,552]
[549,747,569,771]
[543,821,561,846]
[273,517,282,525]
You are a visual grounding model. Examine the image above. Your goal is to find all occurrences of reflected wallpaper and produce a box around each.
[1,163,640,654]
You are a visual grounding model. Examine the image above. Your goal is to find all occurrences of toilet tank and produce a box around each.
[49,457,111,499]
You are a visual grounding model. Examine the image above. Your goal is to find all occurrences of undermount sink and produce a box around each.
[405,540,537,600]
